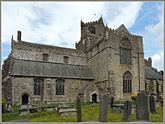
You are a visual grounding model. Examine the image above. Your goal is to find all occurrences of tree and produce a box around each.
[159,70,163,75]
[151,67,158,72]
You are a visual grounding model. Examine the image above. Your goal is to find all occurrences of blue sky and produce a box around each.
[1,2,164,71]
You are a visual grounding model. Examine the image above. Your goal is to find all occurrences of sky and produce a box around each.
[1,1,164,71]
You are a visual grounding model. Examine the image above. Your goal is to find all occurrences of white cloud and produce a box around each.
[152,51,163,71]
[102,2,143,29]
[145,4,164,46]
[2,2,143,48]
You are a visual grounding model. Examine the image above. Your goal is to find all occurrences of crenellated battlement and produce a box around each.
[81,16,103,27]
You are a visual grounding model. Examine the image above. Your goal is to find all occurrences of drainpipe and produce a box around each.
[138,44,141,92]
[12,76,15,105]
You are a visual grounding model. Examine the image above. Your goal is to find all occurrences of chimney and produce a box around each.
[17,31,21,41]
[148,57,152,67]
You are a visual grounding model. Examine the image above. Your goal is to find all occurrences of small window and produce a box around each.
[56,79,65,95]
[64,56,69,64]
[43,54,48,62]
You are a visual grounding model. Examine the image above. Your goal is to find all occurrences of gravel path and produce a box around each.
[7,118,30,122]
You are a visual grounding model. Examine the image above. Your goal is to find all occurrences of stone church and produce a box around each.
[2,17,145,105]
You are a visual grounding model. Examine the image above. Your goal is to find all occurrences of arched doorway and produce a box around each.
[92,93,97,102]
[22,94,28,105]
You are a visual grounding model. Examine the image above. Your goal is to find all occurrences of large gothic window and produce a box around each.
[123,71,132,93]
[120,38,131,65]
[88,26,95,34]
[56,79,65,95]
[34,79,44,95]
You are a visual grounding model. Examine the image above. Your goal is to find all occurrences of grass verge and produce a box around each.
[3,105,163,122]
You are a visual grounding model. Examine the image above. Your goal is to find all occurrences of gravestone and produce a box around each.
[110,96,114,109]
[123,101,132,121]
[99,94,109,122]
[76,96,82,122]
[136,92,150,121]
[149,95,157,113]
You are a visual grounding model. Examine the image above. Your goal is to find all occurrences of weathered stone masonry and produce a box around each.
[2,17,145,105]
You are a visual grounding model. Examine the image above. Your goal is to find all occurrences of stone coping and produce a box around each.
[18,107,38,111]
[59,109,76,113]
[41,106,57,108]
[57,106,74,110]
[113,104,124,107]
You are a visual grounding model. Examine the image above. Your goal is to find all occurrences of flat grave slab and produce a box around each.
[58,108,77,116]
[18,107,38,116]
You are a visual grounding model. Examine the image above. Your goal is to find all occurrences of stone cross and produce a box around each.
[99,94,109,122]
[136,92,150,121]
[123,101,132,121]
[76,96,82,122]
[149,95,157,113]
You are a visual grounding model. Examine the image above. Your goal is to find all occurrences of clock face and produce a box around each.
[88,26,95,34]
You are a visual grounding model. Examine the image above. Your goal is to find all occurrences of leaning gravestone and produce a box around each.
[149,95,157,113]
[136,92,150,121]
[99,94,109,122]
[123,101,132,121]
[76,96,82,122]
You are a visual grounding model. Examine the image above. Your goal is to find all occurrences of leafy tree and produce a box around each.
[2,97,6,113]
[159,70,163,75]
[151,67,158,72]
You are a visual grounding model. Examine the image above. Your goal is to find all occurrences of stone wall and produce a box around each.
[11,40,87,66]
[79,19,145,100]
[13,77,95,105]
[2,77,12,104]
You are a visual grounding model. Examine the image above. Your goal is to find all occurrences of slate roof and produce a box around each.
[9,59,94,80]
[145,67,163,80]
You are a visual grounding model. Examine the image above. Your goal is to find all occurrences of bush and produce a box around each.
[2,97,6,113]
[131,94,137,101]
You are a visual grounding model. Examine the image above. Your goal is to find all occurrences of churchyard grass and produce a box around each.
[2,113,27,122]
[114,100,136,105]
[3,105,163,122]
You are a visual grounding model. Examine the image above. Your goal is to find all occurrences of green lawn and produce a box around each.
[3,105,163,122]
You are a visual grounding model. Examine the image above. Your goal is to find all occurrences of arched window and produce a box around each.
[120,38,131,65]
[88,26,95,34]
[56,79,65,95]
[123,71,132,93]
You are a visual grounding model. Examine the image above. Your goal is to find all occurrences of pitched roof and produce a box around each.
[145,67,163,80]
[116,24,130,34]
[9,59,94,80]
